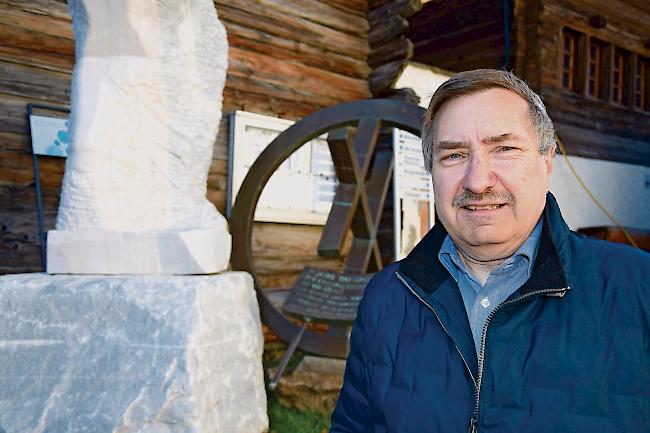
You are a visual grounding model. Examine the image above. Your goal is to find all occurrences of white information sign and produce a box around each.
[29,115,70,157]
[393,129,435,260]
[228,110,337,225]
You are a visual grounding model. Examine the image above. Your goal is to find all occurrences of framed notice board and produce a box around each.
[227,110,337,225]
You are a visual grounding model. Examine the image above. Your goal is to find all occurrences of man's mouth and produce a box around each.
[462,204,507,211]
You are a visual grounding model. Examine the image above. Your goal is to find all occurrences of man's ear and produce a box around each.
[545,145,556,175]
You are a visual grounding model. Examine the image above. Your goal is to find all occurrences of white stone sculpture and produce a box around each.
[48,0,230,274]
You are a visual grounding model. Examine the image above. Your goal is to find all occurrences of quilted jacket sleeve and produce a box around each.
[329,291,373,433]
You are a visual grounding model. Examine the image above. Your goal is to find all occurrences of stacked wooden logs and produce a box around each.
[367,0,423,98]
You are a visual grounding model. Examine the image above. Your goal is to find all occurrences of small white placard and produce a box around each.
[29,115,70,157]
[393,129,434,260]
[228,111,337,225]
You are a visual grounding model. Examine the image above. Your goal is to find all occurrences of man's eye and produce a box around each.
[497,146,517,152]
[442,153,463,161]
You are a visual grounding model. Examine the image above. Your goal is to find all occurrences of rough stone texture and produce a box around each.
[49,0,230,274]
[0,272,268,433]
[271,356,346,414]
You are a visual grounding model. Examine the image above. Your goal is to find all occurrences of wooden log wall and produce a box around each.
[0,0,73,274]
[408,0,508,72]
[367,0,422,96]
[0,0,370,279]
[533,0,650,165]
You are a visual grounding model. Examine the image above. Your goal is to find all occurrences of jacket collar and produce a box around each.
[398,192,571,296]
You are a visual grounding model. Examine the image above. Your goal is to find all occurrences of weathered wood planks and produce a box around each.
[535,0,650,163]
[408,0,506,71]
[0,0,370,274]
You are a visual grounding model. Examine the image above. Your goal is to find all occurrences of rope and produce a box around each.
[555,134,639,248]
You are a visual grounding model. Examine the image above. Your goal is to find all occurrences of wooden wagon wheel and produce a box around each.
[230,99,425,358]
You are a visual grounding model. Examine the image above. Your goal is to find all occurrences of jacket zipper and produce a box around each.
[396,272,477,387]
[469,286,570,433]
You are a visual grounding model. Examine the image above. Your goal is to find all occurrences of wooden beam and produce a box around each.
[0,0,70,20]
[0,61,71,103]
[227,46,368,102]
[0,4,72,38]
[0,48,73,72]
[222,86,321,120]
[245,0,368,36]
[225,23,368,79]
[368,15,408,47]
[555,121,650,166]
[369,0,423,23]
[319,0,367,15]
[217,1,367,60]
[369,60,408,95]
[368,36,413,68]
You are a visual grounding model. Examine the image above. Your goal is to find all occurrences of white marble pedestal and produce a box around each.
[47,227,232,275]
[0,272,267,433]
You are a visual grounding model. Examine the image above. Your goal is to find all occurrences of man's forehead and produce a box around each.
[431,89,533,140]
[434,88,529,117]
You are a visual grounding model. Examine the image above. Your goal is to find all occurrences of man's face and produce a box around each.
[430,88,554,260]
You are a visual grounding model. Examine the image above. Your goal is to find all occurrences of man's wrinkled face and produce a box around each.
[430,88,554,260]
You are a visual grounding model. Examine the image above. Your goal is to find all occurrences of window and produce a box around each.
[562,29,580,91]
[587,39,606,99]
[634,56,648,111]
[559,27,649,113]
[612,48,630,105]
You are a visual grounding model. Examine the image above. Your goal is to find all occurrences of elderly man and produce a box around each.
[330,69,650,433]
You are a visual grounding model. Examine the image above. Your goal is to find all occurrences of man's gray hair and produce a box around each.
[422,69,556,173]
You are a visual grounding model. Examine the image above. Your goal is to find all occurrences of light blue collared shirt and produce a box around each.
[438,218,543,354]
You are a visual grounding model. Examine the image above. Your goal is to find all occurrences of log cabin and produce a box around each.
[1,0,648,283]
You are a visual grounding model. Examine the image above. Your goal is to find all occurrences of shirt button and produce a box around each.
[480,297,490,308]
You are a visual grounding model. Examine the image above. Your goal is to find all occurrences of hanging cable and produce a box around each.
[555,133,639,248]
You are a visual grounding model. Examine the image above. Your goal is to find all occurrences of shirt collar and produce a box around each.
[438,217,544,282]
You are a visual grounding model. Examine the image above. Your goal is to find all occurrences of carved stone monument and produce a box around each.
[0,1,268,432]
[48,0,231,275]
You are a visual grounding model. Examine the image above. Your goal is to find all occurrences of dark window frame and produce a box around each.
[560,28,581,92]
[633,55,649,112]
[585,37,608,100]
[611,47,631,106]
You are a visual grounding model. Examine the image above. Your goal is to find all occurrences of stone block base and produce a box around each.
[0,272,267,433]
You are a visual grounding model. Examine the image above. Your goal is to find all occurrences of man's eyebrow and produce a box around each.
[483,133,520,144]
[432,140,469,151]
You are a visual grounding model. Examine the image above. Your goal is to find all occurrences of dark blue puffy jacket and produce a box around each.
[331,193,650,433]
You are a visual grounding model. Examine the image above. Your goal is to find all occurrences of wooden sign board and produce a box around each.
[282,266,373,323]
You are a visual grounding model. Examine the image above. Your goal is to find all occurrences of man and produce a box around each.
[330,69,650,433]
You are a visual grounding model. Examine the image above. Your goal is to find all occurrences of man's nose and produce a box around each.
[461,153,496,194]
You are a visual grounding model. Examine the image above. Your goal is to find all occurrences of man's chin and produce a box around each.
[455,233,520,259]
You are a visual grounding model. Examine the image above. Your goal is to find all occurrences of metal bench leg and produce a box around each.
[269,318,310,391]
